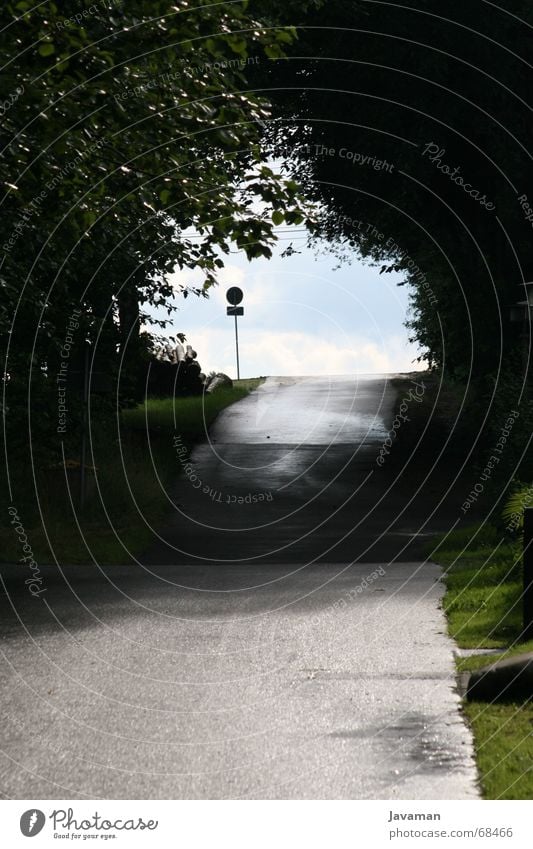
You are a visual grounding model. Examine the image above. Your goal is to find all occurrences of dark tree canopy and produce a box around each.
[254,0,532,382]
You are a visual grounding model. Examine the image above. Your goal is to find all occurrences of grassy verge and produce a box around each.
[388,372,467,455]
[430,525,522,649]
[2,379,265,565]
[429,525,533,799]
[122,378,264,437]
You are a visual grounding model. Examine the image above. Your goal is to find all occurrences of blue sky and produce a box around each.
[150,228,424,379]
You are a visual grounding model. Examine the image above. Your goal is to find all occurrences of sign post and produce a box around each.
[226,287,244,380]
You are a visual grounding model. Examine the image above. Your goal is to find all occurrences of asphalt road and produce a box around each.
[143,374,459,567]
[0,375,479,799]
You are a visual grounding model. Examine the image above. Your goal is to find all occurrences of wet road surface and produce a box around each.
[143,375,444,567]
[0,375,479,799]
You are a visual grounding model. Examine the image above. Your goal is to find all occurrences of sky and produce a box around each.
[148,228,424,379]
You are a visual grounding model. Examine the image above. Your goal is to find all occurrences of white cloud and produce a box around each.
[189,328,421,378]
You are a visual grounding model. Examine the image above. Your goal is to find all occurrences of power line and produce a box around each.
[176,227,309,241]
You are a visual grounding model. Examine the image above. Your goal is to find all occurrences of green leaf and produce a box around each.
[275,30,295,44]
[38,42,55,57]
[228,37,247,55]
[272,210,284,226]
[264,44,284,60]
[286,212,304,225]
[159,189,170,205]
[83,211,96,228]
[285,180,300,193]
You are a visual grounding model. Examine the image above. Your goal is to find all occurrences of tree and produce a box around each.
[254,0,532,382]
[0,0,314,465]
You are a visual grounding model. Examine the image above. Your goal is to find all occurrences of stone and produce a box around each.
[466,652,533,702]
[205,373,233,393]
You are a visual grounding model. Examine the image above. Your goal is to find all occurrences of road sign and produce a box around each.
[226,288,244,379]
[226,286,243,306]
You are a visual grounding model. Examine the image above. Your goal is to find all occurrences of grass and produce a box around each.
[1,379,265,565]
[122,379,264,439]
[429,524,533,799]
[429,524,522,649]
[463,700,533,799]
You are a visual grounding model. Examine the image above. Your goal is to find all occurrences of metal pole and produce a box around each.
[234,314,240,380]
[80,342,90,512]
[523,507,533,640]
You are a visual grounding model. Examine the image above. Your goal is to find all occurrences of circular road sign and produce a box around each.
[226,286,243,306]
